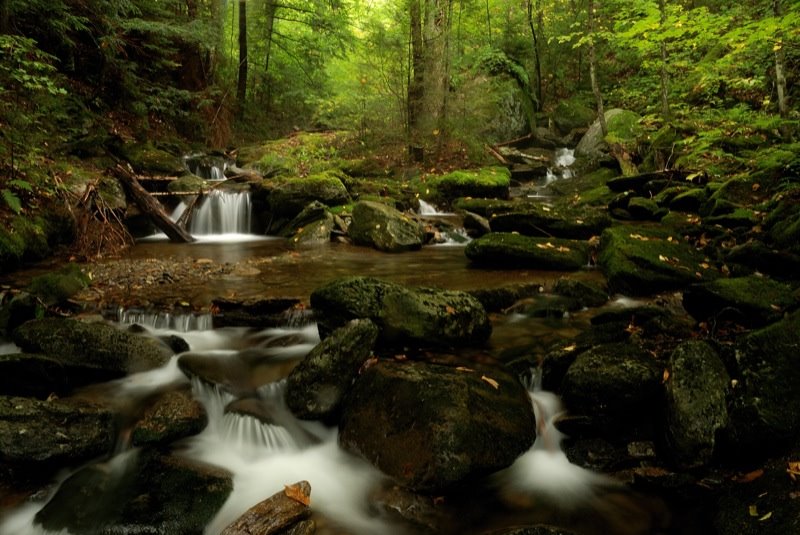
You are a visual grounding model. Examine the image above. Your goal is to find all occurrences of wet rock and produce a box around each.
[561,343,663,431]
[763,189,800,254]
[221,480,312,535]
[178,350,299,397]
[286,319,378,421]
[339,359,535,492]
[35,449,233,535]
[489,204,612,240]
[575,109,643,158]
[724,310,800,457]
[452,197,516,217]
[348,200,425,252]
[465,233,590,271]
[552,278,608,308]
[598,226,718,295]
[704,207,759,229]
[661,341,729,469]
[429,166,511,202]
[0,352,122,398]
[682,275,798,327]
[131,388,208,446]
[168,173,206,192]
[0,396,114,474]
[12,318,173,374]
[282,201,335,247]
[669,187,707,212]
[468,283,543,312]
[626,197,667,221]
[26,263,90,307]
[211,297,304,328]
[463,210,491,237]
[0,291,39,335]
[119,142,186,175]
[724,241,800,280]
[268,171,351,219]
[370,483,456,533]
[310,276,491,348]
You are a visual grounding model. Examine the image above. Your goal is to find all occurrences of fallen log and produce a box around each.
[113,163,195,243]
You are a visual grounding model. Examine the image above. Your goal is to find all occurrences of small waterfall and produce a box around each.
[184,153,229,181]
[118,308,213,332]
[418,199,454,216]
[545,148,576,184]
[189,190,253,235]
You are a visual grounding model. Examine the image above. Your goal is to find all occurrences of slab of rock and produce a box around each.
[222,480,312,535]
[131,388,208,446]
[465,233,590,271]
[310,276,491,348]
[12,318,173,374]
[286,319,378,421]
[0,352,122,398]
[339,359,535,492]
[268,172,350,219]
[682,275,798,327]
[489,204,611,240]
[662,341,729,469]
[430,166,511,201]
[348,200,425,252]
[211,296,304,328]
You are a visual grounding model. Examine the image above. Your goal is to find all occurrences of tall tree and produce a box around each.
[526,0,543,111]
[587,0,606,135]
[237,0,248,110]
[0,0,9,34]
[658,0,671,120]
[773,0,789,137]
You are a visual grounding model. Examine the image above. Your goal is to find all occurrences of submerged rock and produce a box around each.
[339,359,535,492]
[661,341,729,469]
[221,480,312,535]
[682,275,798,327]
[286,319,378,421]
[310,276,491,348]
[348,200,425,252]
[465,233,590,270]
[35,448,233,535]
[12,318,173,374]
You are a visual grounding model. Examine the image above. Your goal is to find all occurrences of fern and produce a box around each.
[8,179,33,192]
[1,189,22,214]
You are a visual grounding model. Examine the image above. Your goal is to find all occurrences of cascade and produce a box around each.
[418,199,452,216]
[545,147,577,183]
[118,308,213,332]
[189,190,253,235]
[183,154,229,181]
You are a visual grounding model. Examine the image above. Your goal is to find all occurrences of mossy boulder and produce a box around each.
[268,171,350,219]
[552,96,596,135]
[662,341,730,469]
[465,233,590,270]
[26,263,90,306]
[429,167,511,202]
[131,388,208,446]
[13,318,173,374]
[575,109,643,158]
[96,176,128,210]
[168,174,206,193]
[682,276,798,327]
[598,225,718,295]
[552,278,608,308]
[338,359,535,492]
[282,201,335,247]
[0,352,123,398]
[120,143,185,175]
[452,197,517,217]
[763,191,800,253]
[348,200,425,252]
[286,319,379,421]
[626,197,668,221]
[704,207,759,229]
[310,276,491,348]
[669,188,707,212]
[489,203,612,240]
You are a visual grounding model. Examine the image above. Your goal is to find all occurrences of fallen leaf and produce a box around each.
[541,206,551,212]
[735,469,764,483]
[787,461,800,481]
[662,369,670,383]
[455,366,475,372]
[562,344,577,352]
[759,512,773,521]
[445,305,456,314]
[770,304,782,311]
[749,504,759,517]
[394,354,408,361]
[752,183,761,192]
[556,246,571,252]
[700,262,710,269]
[659,254,668,262]
[481,375,499,389]
[284,484,311,506]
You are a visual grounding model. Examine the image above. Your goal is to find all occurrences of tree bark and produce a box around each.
[0,0,9,34]
[407,0,425,160]
[773,0,789,139]
[526,0,543,111]
[114,165,195,243]
[658,0,671,121]
[588,0,606,136]
[236,0,248,111]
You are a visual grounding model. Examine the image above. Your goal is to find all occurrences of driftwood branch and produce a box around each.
[485,144,509,166]
[113,164,195,243]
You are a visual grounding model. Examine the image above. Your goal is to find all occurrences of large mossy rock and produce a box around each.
[35,449,233,535]
[430,167,511,202]
[662,341,729,470]
[13,318,173,374]
[310,276,491,348]
[286,319,378,421]
[763,190,800,254]
[489,203,612,240]
[348,200,425,252]
[725,311,800,456]
[120,143,186,175]
[598,226,718,295]
[338,359,535,492]
[575,109,643,158]
[682,276,798,327]
[0,396,114,471]
[561,342,662,427]
[131,388,208,446]
[268,171,350,219]
[465,233,590,270]
[26,263,90,306]
[552,96,596,135]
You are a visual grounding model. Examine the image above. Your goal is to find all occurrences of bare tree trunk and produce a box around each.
[527,0,543,111]
[408,0,424,160]
[236,0,248,113]
[588,0,606,136]
[485,0,492,45]
[773,0,790,138]
[0,0,9,34]
[263,0,277,112]
[658,0,671,121]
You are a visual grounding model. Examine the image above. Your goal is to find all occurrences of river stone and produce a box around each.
[120,142,186,175]
[662,341,729,469]
[463,210,491,237]
[598,225,718,295]
[489,204,612,240]
[221,480,312,535]
[35,448,233,535]
[626,197,667,221]
[682,275,798,327]
[131,388,208,446]
[725,310,800,456]
[0,396,114,473]
[561,342,662,426]
[338,359,536,492]
[288,211,335,247]
[268,171,350,219]
[12,318,173,374]
[430,166,511,202]
[178,350,300,397]
[552,278,608,308]
[211,296,303,328]
[763,189,800,254]
[310,276,491,348]
[575,109,643,158]
[465,233,590,270]
[468,283,543,313]
[286,319,378,421]
[670,188,707,212]
[0,352,122,398]
[348,200,425,252]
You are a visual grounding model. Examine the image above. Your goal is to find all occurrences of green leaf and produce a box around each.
[1,189,22,214]
[9,179,33,192]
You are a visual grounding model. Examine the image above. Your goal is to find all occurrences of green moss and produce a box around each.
[168,174,206,193]
[429,167,511,201]
[465,232,589,270]
[704,208,759,228]
[0,229,25,273]
[452,197,516,216]
[27,263,90,306]
[605,110,644,144]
